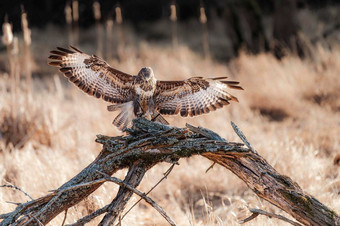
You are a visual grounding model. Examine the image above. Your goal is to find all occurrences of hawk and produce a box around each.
[48,46,243,130]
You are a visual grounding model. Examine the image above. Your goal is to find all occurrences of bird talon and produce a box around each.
[151,113,160,122]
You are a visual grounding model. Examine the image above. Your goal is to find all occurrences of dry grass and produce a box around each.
[0,34,339,225]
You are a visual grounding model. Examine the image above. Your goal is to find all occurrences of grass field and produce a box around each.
[0,26,339,225]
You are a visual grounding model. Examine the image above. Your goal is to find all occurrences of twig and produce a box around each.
[119,163,176,223]
[49,178,106,193]
[231,121,256,153]
[32,215,44,226]
[5,201,21,206]
[240,208,302,226]
[118,215,122,226]
[0,184,34,201]
[186,123,225,142]
[66,205,109,226]
[99,172,176,226]
[61,209,68,226]
[205,162,216,173]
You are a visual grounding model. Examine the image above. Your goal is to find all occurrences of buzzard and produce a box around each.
[48,46,243,130]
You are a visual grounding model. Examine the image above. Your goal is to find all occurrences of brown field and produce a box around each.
[0,26,340,225]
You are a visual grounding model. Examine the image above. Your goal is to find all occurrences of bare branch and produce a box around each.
[205,162,216,173]
[61,209,68,226]
[119,163,176,223]
[99,161,153,225]
[240,208,302,226]
[98,171,176,226]
[231,121,256,153]
[5,201,21,206]
[125,164,174,217]
[186,123,225,141]
[66,205,109,226]
[22,179,107,226]
[32,215,43,226]
[0,184,34,201]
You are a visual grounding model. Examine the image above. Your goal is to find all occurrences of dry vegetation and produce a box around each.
[0,23,340,225]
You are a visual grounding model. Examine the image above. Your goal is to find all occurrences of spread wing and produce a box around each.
[154,77,243,117]
[48,46,135,104]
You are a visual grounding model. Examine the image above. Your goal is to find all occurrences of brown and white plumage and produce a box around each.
[48,46,135,104]
[48,46,243,130]
[154,77,242,117]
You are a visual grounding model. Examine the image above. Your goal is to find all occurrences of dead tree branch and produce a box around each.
[0,118,339,225]
[97,169,176,226]
[0,184,33,201]
[118,163,176,224]
[97,160,155,225]
[240,208,302,226]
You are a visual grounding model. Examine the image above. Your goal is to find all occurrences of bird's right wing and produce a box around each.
[48,46,135,104]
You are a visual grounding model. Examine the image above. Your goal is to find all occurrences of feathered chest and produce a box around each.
[135,78,157,98]
[135,86,155,102]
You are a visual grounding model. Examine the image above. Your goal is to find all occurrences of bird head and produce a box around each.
[138,67,154,81]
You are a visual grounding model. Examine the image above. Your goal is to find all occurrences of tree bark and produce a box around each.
[0,118,339,225]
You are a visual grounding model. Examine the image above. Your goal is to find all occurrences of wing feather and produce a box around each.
[48,46,135,104]
[154,77,242,117]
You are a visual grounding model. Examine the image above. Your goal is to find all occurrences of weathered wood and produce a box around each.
[203,151,338,225]
[97,162,176,226]
[98,160,153,226]
[0,118,339,225]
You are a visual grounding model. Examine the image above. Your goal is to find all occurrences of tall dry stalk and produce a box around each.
[11,35,20,109]
[105,17,114,60]
[200,5,210,59]
[21,5,33,104]
[72,0,79,45]
[65,1,73,44]
[2,20,21,145]
[115,4,124,59]
[2,19,15,120]
[115,5,123,24]
[2,19,13,68]
[170,1,178,49]
[93,1,103,58]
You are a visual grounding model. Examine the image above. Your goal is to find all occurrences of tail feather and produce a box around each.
[112,112,125,129]
[108,104,122,112]
[111,101,136,130]
[109,102,169,131]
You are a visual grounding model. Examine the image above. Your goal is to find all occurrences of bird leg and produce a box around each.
[151,113,161,122]
[134,99,145,118]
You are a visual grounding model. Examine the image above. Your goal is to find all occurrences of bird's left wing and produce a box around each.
[48,46,135,104]
[154,77,243,117]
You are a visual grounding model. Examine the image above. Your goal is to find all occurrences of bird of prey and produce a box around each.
[48,46,243,130]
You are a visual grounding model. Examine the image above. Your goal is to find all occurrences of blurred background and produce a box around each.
[0,0,339,225]
[1,0,339,60]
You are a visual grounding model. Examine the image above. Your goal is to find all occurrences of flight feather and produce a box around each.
[48,46,135,104]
